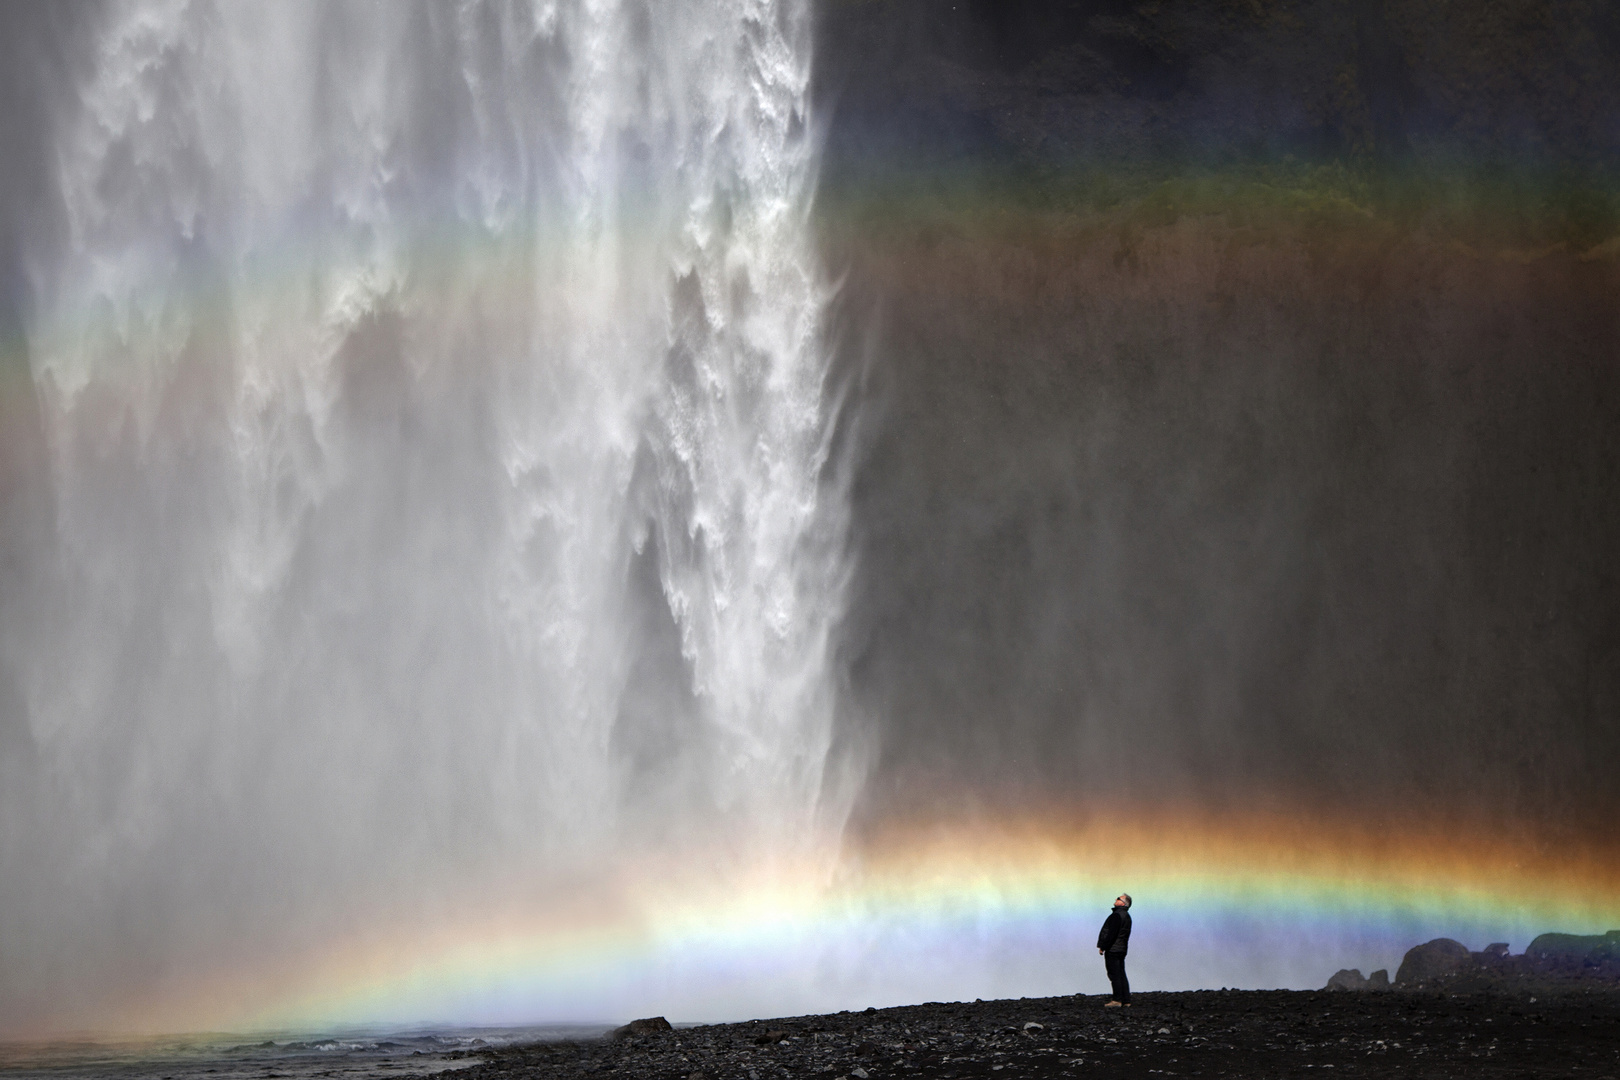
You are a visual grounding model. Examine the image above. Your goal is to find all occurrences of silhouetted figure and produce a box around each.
[1097,893,1132,1006]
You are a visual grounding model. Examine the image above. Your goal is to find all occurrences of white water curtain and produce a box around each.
[1,0,853,1032]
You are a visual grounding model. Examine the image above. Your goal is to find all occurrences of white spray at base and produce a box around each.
[0,0,857,1035]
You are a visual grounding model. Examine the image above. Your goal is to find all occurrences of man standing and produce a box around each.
[1097,893,1132,1007]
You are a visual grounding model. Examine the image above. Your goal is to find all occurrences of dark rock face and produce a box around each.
[1321,967,1389,992]
[812,0,1620,846]
[1323,969,1367,991]
[1357,932,1620,991]
[814,0,1620,172]
[1527,931,1620,962]
[469,989,1620,1079]
[820,194,1620,837]
[1396,939,1473,985]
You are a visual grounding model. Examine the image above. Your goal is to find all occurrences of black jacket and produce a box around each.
[1097,908,1131,954]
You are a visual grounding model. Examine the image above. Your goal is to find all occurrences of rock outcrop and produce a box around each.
[1527,931,1620,963]
[1322,967,1390,992]
[1323,969,1368,991]
[1396,939,1473,985]
[1327,931,1620,992]
[610,1017,674,1040]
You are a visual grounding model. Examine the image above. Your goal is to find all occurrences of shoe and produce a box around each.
[1103,1000,1122,1008]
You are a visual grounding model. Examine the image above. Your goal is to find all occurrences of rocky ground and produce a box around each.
[462,987,1620,1080]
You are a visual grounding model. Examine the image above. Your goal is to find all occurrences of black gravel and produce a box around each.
[465,988,1620,1079]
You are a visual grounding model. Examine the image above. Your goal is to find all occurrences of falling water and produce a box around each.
[0,0,851,1035]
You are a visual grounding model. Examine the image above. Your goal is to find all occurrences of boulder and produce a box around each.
[1395,938,1473,985]
[1366,969,1390,990]
[1526,931,1620,963]
[611,1016,674,1040]
[1323,968,1368,991]
[1482,943,1510,959]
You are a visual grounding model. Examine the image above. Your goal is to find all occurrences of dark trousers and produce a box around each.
[1105,950,1130,1003]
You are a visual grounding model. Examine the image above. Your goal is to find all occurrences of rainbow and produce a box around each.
[65,806,1618,1039]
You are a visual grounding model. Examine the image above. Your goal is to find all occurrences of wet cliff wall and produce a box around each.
[813,2,1620,844]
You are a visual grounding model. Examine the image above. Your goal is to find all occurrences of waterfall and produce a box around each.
[0,0,851,1033]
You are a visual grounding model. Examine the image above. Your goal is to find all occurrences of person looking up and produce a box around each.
[1097,893,1132,1007]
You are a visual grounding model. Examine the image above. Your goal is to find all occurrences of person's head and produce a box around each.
[1115,893,1132,910]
